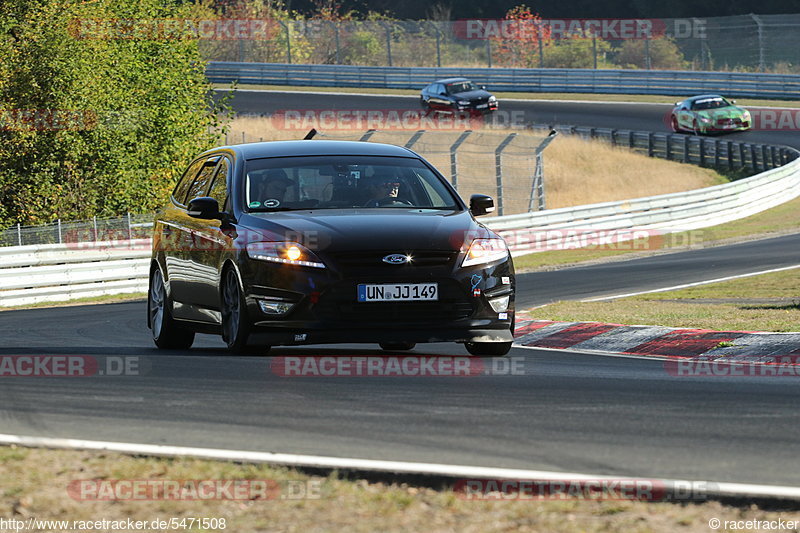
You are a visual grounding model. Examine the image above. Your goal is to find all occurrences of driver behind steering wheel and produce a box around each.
[362,175,402,207]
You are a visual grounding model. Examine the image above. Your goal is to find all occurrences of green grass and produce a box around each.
[513,196,800,272]
[213,83,800,108]
[530,268,800,332]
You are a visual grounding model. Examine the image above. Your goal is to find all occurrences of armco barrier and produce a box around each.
[0,240,150,307]
[2,131,799,307]
[207,62,800,99]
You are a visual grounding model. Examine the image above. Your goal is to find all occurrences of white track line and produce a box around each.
[2,433,799,500]
[581,264,800,302]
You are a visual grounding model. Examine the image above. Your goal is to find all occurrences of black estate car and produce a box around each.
[420,78,498,114]
[148,140,515,355]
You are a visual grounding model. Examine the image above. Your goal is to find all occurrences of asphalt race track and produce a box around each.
[217,89,800,150]
[2,91,800,488]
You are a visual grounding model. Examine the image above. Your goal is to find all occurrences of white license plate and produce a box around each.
[476,103,488,109]
[357,283,438,302]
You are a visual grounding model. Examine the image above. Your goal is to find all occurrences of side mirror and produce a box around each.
[187,197,221,219]
[674,102,681,106]
[469,194,495,216]
[730,99,737,104]
[481,85,487,90]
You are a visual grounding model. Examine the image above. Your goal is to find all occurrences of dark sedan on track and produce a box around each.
[420,78,498,115]
[148,140,515,355]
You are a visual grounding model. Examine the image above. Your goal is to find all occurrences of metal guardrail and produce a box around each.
[2,126,799,307]
[529,124,797,172]
[0,241,150,307]
[207,61,800,99]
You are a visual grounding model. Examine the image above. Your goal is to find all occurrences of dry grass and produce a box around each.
[226,116,724,211]
[542,135,725,208]
[2,446,799,532]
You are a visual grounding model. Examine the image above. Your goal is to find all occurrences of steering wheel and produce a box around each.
[374,197,414,207]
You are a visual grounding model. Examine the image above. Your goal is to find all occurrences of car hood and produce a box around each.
[239,209,492,252]
[452,89,492,101]
[696,106,747,119]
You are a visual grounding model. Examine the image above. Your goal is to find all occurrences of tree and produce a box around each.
[0,0,229,227]
[616,37,687,70]
[492,5,551,68]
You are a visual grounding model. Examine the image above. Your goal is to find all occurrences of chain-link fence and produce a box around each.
[0,214,153,248]
[200,15,800,73]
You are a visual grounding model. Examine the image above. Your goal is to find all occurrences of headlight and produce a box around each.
[743,110,751,119]
[461,238,509,268]
[246,242,326,269]
[700,117,712,123]
[488,95,497,102]
[457,100,470,106]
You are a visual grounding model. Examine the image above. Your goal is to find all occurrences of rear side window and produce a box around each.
[172,159,205,205]
[208,157,230,209]
[184,158,220,203]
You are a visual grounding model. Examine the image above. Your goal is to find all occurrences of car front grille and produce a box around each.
[326,250,457,275]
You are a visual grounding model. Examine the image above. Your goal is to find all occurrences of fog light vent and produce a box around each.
[258,299,295,315]
[489,295,510,313]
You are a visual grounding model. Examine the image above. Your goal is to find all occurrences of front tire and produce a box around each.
[149,267,195,350]
[464,341,512,357]
[670,116,681,133]
[221,268,252,353]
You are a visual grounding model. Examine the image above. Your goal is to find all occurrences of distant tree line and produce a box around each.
[282,0,800,20]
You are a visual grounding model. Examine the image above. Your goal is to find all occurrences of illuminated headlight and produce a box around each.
[246,242,326,269]
[488,96,497,102]
[461,238,509,268]
[489,295,510,312]
[257,298,295,315]
[457,100,470,106]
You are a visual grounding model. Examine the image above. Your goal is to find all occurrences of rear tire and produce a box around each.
[149,268,195,350]
[379,342,416,351]
[221,268,251,353]
[464,341,512,357]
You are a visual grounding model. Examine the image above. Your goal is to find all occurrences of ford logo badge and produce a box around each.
[382,254,409,265]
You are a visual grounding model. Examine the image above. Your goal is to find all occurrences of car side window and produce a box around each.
[208,157,230,210]
[437,84,446,95]
[172,159,205,206]
[184,158,220,204]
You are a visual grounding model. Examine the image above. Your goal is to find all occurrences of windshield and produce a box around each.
[446,81,477,94]
[244,155,460,212]
[692,97,730,110]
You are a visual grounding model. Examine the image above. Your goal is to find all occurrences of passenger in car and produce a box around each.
[256,169,294,204]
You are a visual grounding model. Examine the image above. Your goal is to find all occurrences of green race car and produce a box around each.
[670,94,752,135]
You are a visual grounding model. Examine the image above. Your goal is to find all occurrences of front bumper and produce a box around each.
[238,253,515,347]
